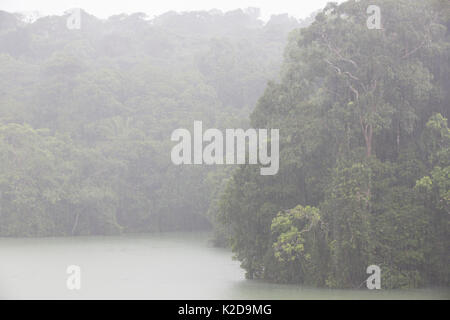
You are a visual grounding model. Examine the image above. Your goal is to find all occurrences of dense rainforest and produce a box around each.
[218,0,449,289]
[0,8,310,236]
[0,0,449,290]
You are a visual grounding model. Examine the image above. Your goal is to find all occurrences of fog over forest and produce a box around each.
[0,0,449,299]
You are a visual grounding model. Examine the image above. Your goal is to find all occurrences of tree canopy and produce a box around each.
[0,8,304,236]
[218,0,449,288]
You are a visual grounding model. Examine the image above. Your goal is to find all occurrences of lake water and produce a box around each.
[0,232,448,299]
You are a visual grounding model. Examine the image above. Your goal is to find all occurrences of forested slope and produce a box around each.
[218,0,449,288]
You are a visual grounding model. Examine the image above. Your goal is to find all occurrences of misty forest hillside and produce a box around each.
[0,8,309,235]
[0,0,449,290]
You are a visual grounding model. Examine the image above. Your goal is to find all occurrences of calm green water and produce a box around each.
[0,232,448,299]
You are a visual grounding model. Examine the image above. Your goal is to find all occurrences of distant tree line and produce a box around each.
[0,8,307,236]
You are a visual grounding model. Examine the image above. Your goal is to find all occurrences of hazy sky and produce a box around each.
[1,0,344,21]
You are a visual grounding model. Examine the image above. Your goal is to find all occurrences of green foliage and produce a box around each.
[271,205,328,285]
[219,0,450,288]
[0,123,121,236]
[0,9,303,236]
